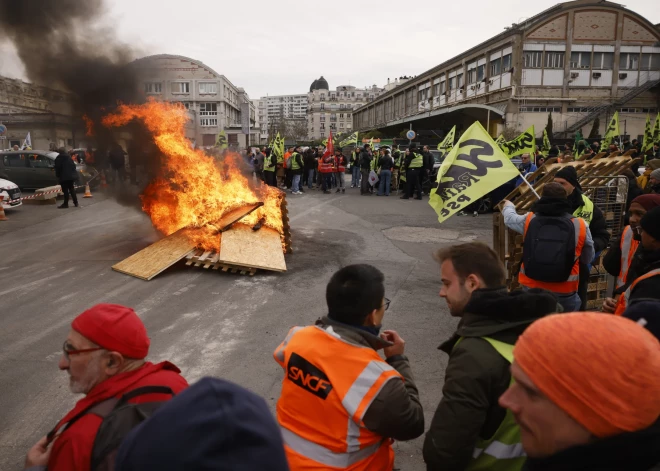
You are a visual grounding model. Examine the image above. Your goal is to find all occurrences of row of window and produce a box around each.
[518,107,659,113]
[143,82,219,95]
[523,52,660,71]
[317,103,362,110]
[519,107,562,112]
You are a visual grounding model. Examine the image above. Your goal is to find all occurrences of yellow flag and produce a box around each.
[215,130,228,149]
[653,112,660,144]
[599,112,620,152]
[437,126,456,152]
[499,126,536,158]
[339,132,358,148]
[495,134,505,147]
[642,114,654,153]
[429,121,520,223]
[542,129,551,156]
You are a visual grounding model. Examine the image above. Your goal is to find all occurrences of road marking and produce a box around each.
[289,195,349,222]
[0,268,75,297]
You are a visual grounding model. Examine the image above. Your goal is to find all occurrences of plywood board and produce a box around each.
[112,229,196,280]
[210,203,263,233]
[219,224,287,272]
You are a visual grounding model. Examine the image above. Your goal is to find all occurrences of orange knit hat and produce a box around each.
[514,312,660,438]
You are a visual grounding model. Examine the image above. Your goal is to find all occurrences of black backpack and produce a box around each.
[54,386,175,471]
[522,215,578,283]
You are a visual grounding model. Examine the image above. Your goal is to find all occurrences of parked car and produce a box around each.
[0,150,98,190]
[0,177,22,209]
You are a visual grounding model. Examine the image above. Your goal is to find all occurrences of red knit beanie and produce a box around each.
[72,303,150,359]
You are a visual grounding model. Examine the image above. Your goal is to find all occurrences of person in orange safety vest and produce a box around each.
[502,183,594,312]
[273,264,424,470]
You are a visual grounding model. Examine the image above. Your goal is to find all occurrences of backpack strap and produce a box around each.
[113,385,175,409]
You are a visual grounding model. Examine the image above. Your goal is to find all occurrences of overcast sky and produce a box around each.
[1,0,658,98]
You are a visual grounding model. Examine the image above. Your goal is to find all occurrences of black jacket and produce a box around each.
[422,151,434,171]
[303,151,317,171]
[568,189,609,253]
[359,150,372,169]
[379,155,394,170]
[621,247,660,299]
[423,288,559,471]
[54,153,78,182]
[523,419,660,471]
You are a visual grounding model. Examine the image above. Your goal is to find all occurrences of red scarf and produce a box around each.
[48,361,180,442]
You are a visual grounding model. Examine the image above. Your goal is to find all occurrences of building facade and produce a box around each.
[307,76,384,140]
[256,93,308,143]
[132,54,256,148]
[353,0,660,143]
[0,76,83,151]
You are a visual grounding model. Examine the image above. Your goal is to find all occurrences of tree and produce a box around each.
[362,130,384,139]
[545,112,554,142]
[285,119,308,142]
[588,117,600,139]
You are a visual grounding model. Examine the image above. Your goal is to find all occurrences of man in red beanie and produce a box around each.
[499,312,660,470]
[24,304,188,471]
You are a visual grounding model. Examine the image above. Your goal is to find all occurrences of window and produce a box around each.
[502,54,512,72]
[199,103,217,127]
[339,113,345,119]
[3,154,26,168]
[570,51,591,69]
[198,82,218,94]
[320,94,325,101]
[490,58,501,76]
[641,53,660,71]
[449,76,456,90]
[418,88,429,101]
[171,82,190,94]
[477,64,486,82]
[545,52,564,69]
[593,52,614,70]
[180,102,192,110]
[620,53,640,71]
[519,107,562,112]
[320,114,325,122]
[440,81,446,94]
[467,69,477,84]
[523,51,542,68]
[144,82,162,94]
[457,74,464,89]
[28,154,53,168]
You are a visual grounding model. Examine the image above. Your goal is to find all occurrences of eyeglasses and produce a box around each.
[382,297,391,311]
[62,341,103,361]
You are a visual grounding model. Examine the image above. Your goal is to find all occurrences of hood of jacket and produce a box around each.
[530,197,573,217]
[524,419,660,471]
[440,288,558,352]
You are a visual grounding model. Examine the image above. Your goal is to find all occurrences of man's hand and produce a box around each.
[602,297,618,313]
[381,330,405,358]
[25,436,51,468]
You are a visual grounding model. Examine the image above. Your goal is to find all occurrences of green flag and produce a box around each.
[599,112,620,152]
[429,121,520,223]
[653,112,660,144]
[437,126,456,152]
[499,126,536,158]
[573,130,583,154]
[338,132,358,148]
[542,128,551,156]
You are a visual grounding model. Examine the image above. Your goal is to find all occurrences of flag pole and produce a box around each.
[522,176,541,199]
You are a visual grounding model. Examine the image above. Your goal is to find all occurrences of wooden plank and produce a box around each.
[112,229,196,280]
[219,225,287,272]
[208,203,264,233]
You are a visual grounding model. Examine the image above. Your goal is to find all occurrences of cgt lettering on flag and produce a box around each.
[429,121,520,222]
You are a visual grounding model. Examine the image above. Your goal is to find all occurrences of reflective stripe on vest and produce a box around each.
[614,268,660,316]
[281,427,385,468]
[573,194,594,224]
[274,325,401,470]
[291,153,302,171]
[617,226,639,288]
[454,337,526,471]
[518,213,586,294]
[409,153,423,168]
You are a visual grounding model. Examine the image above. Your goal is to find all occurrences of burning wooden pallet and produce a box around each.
[493,156,639,307]
[112,191,290,280]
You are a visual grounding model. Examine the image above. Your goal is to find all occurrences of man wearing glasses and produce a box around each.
[274,264,424,470]
[24,303,188,471]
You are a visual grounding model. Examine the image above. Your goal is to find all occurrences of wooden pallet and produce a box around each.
[185,249,257,276]
[493,156,637,295]
[278,190,293,254]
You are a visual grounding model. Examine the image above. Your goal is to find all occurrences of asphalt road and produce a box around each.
[0,182,492,470]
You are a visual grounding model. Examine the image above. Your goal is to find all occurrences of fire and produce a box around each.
[83,114,95,136]
[101,99,284,252]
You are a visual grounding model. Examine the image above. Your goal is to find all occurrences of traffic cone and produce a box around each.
[83,183,93,198]
[0,197,8,221]
[100,171,108,189]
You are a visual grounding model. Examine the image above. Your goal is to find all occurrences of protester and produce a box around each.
[622,169,644,217]
[613,206,660,314]
[423,242,558,471]
[350,147,361,188]
[289,146,304,195]
[516,153,537,187]
[653,143,660,160]
[320,150,334,194]
[422,145,434,180]
[114,377,289,471]
[591,141,600,154]
[274,264,424,470]
[391,144,402,191]
[283,147,293,190]
[648,168,660,194]
[401,144,423,200]
[499,312,660,471]
[263,148,277,187]
[548,144,560,158]
[624,299,660,340]
[377,148,394,196]
[23,304,187,471]
[334,148,347,193]
[109,143,126,184]
[637,159,660,192]
[54,147,79,209]
[536,156,545,167]
[253,147,265,182]
[603,195,660,293]
[360,144,372,195]
[554,166,610,309]
[502,183,594,311]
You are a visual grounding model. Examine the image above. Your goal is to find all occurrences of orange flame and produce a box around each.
[82,114,94,136]
[101,99,284,252]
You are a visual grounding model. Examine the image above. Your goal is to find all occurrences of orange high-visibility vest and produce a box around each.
[616,225,640,288]
[518,213,587,294]
[614,268,660,315]
[274,325,402,470]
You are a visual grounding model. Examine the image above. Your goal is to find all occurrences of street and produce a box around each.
[0,185,491,470]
